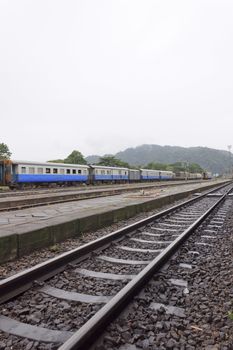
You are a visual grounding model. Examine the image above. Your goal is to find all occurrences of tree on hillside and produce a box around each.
[170,162,186,172]
[187,162,204,173]
[0,143,11,160]
[170,162,204,173]
[145,161,204,173]
[64,150,87,165]
[98,156,129,168]
[146,162,168,170]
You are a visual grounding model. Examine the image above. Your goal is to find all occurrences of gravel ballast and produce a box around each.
[0,192,232,350]
[94,200,233,350]
[0,197,191,279]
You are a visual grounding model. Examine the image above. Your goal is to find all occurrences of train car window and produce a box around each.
[21,167,26,174]
[29,167,35,174]
[119,170,122,175]
[46,168,51,174]
[125,171,127,175]
[53,169,58,174]
[101,170,105,175]
[72,169,76,174]
[66,169,71,174]
[78,170,81,174]
[95,170,98,174]
[37,168,43,174]
[60,169,65,174]
[107,170,110,174]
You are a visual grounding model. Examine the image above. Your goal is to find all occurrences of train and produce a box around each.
[0,160,212,188]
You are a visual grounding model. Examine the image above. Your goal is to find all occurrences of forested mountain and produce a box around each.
[85,155,101,164]
[86,145,232,174]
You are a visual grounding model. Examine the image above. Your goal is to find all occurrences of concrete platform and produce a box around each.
[0,181,226,263]
[0,179,210,210]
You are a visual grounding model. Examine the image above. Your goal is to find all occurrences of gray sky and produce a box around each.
[0,0,233,161]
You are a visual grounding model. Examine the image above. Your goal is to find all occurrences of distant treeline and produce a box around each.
[2,142,230,174]
[49,151,204,173]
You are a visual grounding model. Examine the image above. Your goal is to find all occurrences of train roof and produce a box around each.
[89,165,129,170]
[11,160,90,168]
[140,168,174,173]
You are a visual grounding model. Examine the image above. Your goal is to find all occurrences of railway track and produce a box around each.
[0,180,207,198]
[0,182,232,349]
[95,197,233,349]
[0,180,217,212]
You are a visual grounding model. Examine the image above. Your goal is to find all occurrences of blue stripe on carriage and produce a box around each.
[141,176,160,180]
[141,175,173,180]
[94,175,128,181]
[15,174,88,183]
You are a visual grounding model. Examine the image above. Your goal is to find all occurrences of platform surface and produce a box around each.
[0,181,220,237]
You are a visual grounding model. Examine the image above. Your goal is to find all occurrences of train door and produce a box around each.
[88,167,94,184]
[12,163,18,183]
[2,160,13,185]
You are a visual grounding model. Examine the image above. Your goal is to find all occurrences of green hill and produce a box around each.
[86,144,232,174]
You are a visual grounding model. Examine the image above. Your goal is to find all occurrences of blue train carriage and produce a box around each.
[6,160,90,188]
[89,165,129,183]
[140,169,161,181]
[140,169,174,181]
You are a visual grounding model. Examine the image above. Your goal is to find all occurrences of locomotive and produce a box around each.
[0,159,211,188]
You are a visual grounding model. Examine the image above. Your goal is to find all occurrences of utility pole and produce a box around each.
[227,145,232,178]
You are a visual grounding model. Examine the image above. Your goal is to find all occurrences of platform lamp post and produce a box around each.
[227,145,232,178]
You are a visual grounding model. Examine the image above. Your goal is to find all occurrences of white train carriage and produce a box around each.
[188,173,202,180]
[90,165,129,183]
[174,171,189,180]
[140,169,174,181]
[203,171,212,180]
[128,169,141,181]
[159,170,175,180]
[9,160,90,187]
[140,169,160,180]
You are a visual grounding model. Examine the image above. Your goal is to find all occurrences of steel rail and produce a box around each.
[58,186,233,350]
[0,181,229,212]
[0,182,229,304]
[1,180,222,212]
[0,180,218,197]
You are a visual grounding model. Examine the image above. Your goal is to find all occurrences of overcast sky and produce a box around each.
[0,0,233,161]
